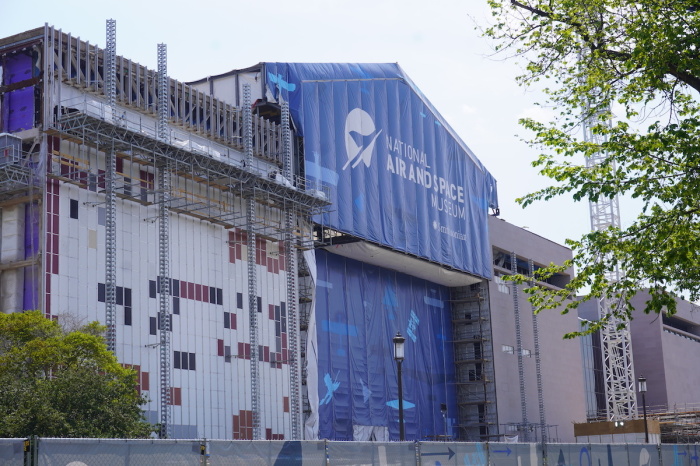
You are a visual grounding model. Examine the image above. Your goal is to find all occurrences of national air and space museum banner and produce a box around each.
[264,63,498,278]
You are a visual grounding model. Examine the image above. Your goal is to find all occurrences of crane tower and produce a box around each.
[582,104,637,420]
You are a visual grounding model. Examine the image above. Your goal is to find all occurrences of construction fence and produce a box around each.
[1,437,699,465]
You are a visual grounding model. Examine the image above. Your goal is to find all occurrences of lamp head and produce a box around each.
[393,332,405,361]
[638,375,647,393]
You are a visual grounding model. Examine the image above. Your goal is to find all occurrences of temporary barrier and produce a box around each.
[6,438,694,465]
[0,438,25,466]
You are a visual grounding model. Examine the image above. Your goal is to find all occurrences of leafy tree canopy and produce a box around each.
[485,0,700,334]
[0,311,152,438]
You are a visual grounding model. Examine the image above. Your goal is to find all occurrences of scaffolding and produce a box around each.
[655,404,700,443]
[281,100,302,440]
[297,253,313,426]
[0,136,36,198]
[104,18,117,355]
[529,258,547,446]
[510,250,529,441]
[0,25,330,439]
[451,282,497,441]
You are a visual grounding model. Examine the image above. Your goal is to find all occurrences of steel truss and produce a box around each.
[451,283,498,441]
[583,105,637,421]
[282,101,302,439]
[104,19,118,354]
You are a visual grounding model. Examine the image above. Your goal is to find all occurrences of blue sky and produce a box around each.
[2,0,602,248]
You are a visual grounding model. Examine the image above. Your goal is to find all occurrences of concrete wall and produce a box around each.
[630,291,700,411]
[488,217,586,442]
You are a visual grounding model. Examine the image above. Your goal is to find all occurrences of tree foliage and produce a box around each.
[0,311,152,438]
[484,0,700,333]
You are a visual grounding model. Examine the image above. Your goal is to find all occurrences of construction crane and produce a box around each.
[582,99,637,421]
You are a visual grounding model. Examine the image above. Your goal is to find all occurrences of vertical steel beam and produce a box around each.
[244,84,261,440]
[104,19,117,353]
[282,100,301,439]
[157,43,172,439]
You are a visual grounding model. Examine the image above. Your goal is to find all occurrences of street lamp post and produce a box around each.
[638,375,649,443]
[393,332,406,441]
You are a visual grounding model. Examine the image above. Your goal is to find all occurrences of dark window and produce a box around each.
[172,279,179,297]
[224,312,230,329]
[172,297,180,315]
[124,288,132,307]
[98,283,105,303]
[257,296,262,313]
[217,288,223,305]
[209,287,216,304]
[69,199,78,219]
[150,317,157,335]
[174,351,181,369]
[189,352,196,371]
[123,177,132,197]
[281,302,286,317]
[124,307,132,326]
[116,286,123,305]
[149,280,156,299]
[181,352,188,370]
[236,292,243,309]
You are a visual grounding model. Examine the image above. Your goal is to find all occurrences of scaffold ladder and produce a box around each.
[157,42,172,439]
[282,100,301,439]
[104,19,117,353]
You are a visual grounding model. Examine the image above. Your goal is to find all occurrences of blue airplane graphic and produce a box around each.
[320,372,340,405]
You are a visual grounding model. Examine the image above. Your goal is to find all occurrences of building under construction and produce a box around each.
[580,290,700,443]
[0,23,587,441]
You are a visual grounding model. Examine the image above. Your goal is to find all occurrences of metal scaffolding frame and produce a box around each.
[510,250,529,442]
[156,42,173,439]
[243,83,261,440]
[282,100,302,439]
[529,258,547,446]
[0,25,331,440]
[451,282,497,441]
[104,19,118,354]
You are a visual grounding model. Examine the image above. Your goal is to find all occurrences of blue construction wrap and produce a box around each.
[314,250,457,441]
[264,63,498,278]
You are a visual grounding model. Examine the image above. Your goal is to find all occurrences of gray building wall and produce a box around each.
[488,217,587,442]
[630,291,700,411]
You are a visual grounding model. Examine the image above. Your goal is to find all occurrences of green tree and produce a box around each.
[485,0,700,333]
[0,311,152,437]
